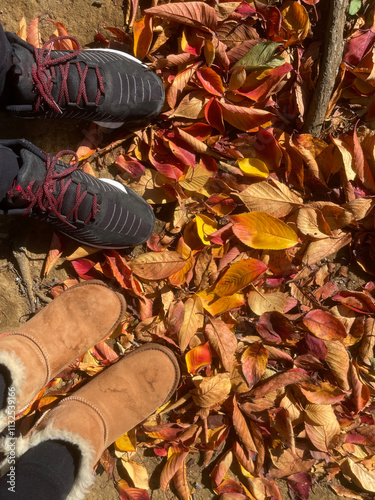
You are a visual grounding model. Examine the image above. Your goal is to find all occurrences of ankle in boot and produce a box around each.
[12,344,180,500]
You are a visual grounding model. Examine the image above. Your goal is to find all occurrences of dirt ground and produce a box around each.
[0,1,349,499]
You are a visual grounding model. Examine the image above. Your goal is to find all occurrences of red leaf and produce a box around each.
[116,155,145,178]
[196,68,225,96]
[205,98,225,134]
[303,310,348,341]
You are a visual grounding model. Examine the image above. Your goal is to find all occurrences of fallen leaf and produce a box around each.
[191,373,231,408]
[230,212,299,250]
[129,252,186,280]
[241,342,268,388]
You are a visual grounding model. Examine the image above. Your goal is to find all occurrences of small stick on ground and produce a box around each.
[302,0,349,137]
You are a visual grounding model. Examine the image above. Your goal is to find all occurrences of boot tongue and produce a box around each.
[17,149,47,189]
[10,45,37,106]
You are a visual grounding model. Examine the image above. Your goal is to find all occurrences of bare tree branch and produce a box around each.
[302,0,349,137]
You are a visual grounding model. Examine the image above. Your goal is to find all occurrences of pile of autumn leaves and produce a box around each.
[20,1,375,499]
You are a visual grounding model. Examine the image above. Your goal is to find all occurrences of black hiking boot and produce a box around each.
[0,139,155,248]
[2,33,164,127]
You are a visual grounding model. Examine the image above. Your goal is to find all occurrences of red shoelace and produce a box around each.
[31,36,105,114]
[10,150,100,227]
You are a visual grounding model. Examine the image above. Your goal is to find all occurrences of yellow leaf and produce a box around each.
[179,163,212,191]
[195,214,218,245]
[197,289,245,316]
[341,458,375,493]
[237,158,269,178]
[230,212,298,250]
[115,430,137,452]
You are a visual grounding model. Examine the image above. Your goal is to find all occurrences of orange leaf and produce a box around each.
[205,97,225,134]
[160,448,188,490]
[129,251,186,280]
[27,17,42,48]
[197,67,225,96]
[133,15,153,60]
[185,342,213,374]
[214,258,267,296]
[17,16,27,40]
[173,461,191,500]
[241,342,268,389]
[210,450,233,487]
[303,310,347,341]
[250,369,310,398]
[197,289,245,316]
[44,232,64,277]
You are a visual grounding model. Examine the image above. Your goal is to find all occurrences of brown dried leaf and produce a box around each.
[178,295,204,352]
[233,396,256,453]
[325,340,350,391]
[129,251,186,280]
[236,179,303,218]
[191,373,231,408]
[205,317,237,372]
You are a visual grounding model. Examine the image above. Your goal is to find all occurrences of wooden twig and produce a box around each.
[302,0,349,137]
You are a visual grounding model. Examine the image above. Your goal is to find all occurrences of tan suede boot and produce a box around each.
[13,344,180,500]
[0,280,126,430]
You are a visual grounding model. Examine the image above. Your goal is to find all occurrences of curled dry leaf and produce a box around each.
[250,368,310,398]
[325,340,350,391]
[341,458,375,493]
[160,447,189,491]
[129,251,186,280]
[232,396,257,453]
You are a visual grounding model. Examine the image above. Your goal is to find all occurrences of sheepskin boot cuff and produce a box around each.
[0,280,126,432]
[4,343,180,499]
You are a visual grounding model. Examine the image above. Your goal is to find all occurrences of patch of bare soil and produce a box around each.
[0,1,351,499]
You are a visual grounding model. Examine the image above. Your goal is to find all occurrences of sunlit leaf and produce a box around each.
[191,373,231,408]
[129,252,186,280]
[185,342,212,374]
[229,212,298,250]
[214,258,267,296]
[206,317,237,372]
[237,158,269,178]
